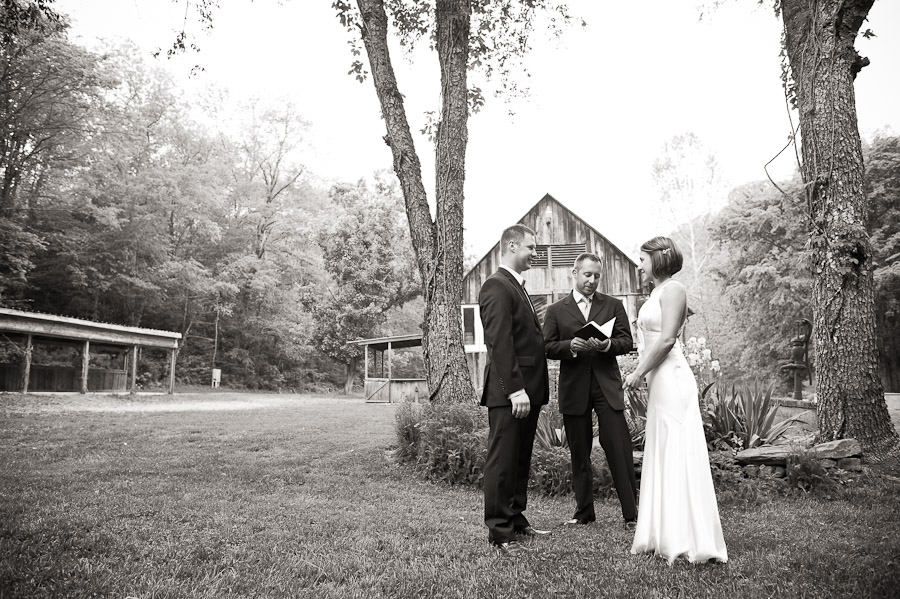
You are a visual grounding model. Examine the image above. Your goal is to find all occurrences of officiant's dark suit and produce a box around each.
[479,224,549,552]
[543,252,637,524]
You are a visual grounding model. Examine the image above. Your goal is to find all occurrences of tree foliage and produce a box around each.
[0,8,421,392]
[704,136,900,395]
[302,174,421,393]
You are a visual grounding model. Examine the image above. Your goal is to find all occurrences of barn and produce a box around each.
[461,193,648,390]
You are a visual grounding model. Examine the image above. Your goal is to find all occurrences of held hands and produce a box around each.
[509,390,531,419]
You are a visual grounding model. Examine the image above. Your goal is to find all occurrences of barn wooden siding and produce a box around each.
[462,194,647,392]
[463,194,643,306]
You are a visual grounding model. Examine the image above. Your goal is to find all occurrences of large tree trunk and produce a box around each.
[356,0,475,404]
[781,0,898,457]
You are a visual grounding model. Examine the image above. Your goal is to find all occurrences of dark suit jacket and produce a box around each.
[479,269,549,408]
[543,291,633,414]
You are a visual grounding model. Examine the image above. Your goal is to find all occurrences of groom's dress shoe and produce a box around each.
[563,518,592,526]
[516,525,551,537]
[491,540,528,557]
[624,518,637,530]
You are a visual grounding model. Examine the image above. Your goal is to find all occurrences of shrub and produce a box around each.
[785,447,837,494]
[529,445,573,495]
[395,402,487,486]
[394,401,614,497]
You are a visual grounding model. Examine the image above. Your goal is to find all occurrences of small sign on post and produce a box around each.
[211,368,221,388]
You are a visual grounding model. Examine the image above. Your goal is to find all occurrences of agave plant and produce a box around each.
[704,381,809,449]
[534,408,568,449]
[625,387,648,450]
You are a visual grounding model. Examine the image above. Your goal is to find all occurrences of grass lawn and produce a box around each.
[1,392,899,599]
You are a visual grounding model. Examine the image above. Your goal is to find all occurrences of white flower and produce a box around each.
[698,337,707,347]
[688,353,699,366]
[711,360,720,372]
[688,336,697,344]
[702,348,712,360]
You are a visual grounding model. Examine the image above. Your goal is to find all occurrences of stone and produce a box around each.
[759,465,774,477]
[742,464,759,477]
[773,466,786,478]
[821,459,837,469]
[837,457,863,471]
[734,445,792,466]
[812,439,862,459]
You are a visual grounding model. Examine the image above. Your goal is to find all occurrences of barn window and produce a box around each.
[529,244,587,269]
[461,305,486,351]
[550,243,587,267]
[462,306,476,345]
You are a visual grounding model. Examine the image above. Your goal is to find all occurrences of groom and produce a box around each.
[543,252,638,527]
[479,224,551,556]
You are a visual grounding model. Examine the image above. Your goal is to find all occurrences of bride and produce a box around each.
[623,236,727,565]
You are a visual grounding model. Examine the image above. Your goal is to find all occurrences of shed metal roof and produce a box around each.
[0,308,181,349]
[346,333,423,351]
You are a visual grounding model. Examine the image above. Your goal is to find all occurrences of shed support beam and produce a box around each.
[80,340,90,394]
[167,348,176,395]
[387,341,392,403]
[21,334,32,394]
[130,345,138,394]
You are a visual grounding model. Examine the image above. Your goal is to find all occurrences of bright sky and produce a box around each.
[56,0,900,259]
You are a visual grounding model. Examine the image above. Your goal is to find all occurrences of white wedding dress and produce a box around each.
[630,281,728,564]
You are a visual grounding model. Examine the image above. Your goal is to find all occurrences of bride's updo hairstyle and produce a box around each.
[640,236,683,278]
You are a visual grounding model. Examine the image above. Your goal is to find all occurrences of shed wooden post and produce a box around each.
[387,341,392,403]
[80,340,90,394]
[21,334,33,394]
[364,345,369,381]
[167,348,176,395]
[130,345,138,394]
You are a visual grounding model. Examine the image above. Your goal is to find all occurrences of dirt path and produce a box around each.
[0,392,364,414]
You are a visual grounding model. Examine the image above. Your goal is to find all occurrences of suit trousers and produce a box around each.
[563,378,637,522]
[484,404,541,544]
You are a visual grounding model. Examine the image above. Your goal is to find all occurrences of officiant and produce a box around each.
[543,252,638,527]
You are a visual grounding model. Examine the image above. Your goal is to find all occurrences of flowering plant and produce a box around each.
[683,336,721,391]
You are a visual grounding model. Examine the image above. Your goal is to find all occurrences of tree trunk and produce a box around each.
[781,0,898,457]
[344,357,358,395]
[356,0,475,404]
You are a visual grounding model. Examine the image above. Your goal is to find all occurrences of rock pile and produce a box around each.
[733,438,863,477]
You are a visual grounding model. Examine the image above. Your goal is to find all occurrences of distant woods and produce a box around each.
[1,7,897,394]
[0,13,421,391]
[670,136,900,394]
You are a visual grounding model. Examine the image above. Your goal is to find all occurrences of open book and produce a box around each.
[573,316,616,341]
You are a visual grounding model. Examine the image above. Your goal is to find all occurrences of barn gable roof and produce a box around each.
[464,193,638,281]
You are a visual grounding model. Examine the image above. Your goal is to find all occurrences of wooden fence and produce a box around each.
[0,364,127,392]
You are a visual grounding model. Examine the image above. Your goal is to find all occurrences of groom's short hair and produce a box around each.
[500,224,536,254]
[640,236,683,277]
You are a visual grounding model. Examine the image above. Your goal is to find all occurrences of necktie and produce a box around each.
[580,296,591,320]
[520,281,536,313]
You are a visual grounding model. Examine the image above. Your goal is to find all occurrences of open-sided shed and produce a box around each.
[0,308,182,394]
[346,333,427,403]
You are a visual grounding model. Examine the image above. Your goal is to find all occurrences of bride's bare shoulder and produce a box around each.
[658,280,687,300]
